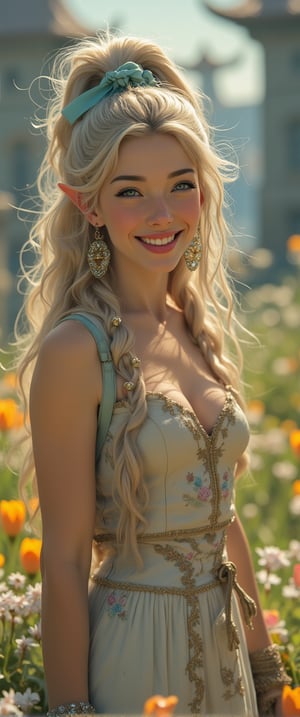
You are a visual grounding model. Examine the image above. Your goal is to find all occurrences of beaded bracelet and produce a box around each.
[46,702,96,716]
[250,645,291,715]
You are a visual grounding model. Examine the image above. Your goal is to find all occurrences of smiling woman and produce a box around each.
[13,31,290,717]
[93,134,201,275]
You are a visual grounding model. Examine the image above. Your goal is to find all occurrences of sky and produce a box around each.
[66,0,265,106]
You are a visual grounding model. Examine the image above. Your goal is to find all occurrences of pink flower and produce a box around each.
[107,593,116,605]
[263,609,280,629]
[197,486,212,500]
[263,609,289,642]
[256,546,290,571]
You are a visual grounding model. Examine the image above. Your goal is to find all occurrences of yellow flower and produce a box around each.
[0,398,23,431]
[0,499,26,537]
[0,552,5,568]
[282,685,300,716]
[290,429,300,457]
[20,537,42,575]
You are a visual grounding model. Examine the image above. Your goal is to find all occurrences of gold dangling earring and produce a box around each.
[87,226,111,279]
[184,230,202,271]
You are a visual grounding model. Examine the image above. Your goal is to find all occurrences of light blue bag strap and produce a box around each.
[59,312,116,465]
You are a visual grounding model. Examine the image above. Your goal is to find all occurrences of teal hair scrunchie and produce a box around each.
[62,61,159,125]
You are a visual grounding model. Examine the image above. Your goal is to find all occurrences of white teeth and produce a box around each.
[140,235,175,246]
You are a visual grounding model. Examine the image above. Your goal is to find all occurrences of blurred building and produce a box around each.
[0,0,92,341]
[184,53,263,254]
[205,0,300,270]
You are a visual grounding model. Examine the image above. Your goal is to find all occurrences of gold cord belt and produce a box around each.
[93,518,233,544]
[91,573,220,597]
[91,560,257,651]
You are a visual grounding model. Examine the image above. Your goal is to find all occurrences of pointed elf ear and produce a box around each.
[58,182,89,214]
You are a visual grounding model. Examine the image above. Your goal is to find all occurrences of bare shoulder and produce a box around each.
[31,318,102,403]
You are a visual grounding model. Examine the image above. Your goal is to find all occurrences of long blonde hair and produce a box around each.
[16,33,246,562]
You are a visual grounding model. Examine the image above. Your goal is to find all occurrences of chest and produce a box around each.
[117,323,227,435]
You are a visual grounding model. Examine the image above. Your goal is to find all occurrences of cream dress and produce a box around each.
[88,389,259,715]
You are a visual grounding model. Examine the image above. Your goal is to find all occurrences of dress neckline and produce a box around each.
[114,386,234,440]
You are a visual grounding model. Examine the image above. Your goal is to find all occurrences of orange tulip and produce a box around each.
[0,552,5,568]
[0,398,23,431]
[292,480,300,496]
[0,500,26,537]
[287,234,300,254]
[20,537,42,575]
[290,429,300,457]
[144,696,179,716]
[282,685,300,716]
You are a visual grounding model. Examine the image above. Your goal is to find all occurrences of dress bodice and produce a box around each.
[94,388,249,542]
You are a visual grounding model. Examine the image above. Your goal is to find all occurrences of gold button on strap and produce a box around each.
[111,316,122,327]
[123,380,135,392]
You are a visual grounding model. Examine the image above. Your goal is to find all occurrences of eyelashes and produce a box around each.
[115,181,197,198]
[172,181,196,191]
[115,188,141,197]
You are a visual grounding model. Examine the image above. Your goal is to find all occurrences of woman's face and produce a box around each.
[93,132,202,276]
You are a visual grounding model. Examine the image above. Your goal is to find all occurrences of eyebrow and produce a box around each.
[110,168,196,183]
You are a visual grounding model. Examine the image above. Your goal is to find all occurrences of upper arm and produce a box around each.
[30,321,102,570]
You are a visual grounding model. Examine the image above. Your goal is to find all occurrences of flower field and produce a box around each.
[0,260,300,714]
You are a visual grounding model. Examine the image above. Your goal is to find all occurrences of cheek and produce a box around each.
[178,194,202,224]
[108,203,142,230]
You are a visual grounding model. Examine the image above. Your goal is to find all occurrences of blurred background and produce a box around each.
[0,0,299,340]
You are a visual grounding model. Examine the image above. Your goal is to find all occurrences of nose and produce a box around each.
[147,197,173,226]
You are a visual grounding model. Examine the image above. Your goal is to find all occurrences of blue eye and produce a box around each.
[116,188,141,197]
[173,181,196,192]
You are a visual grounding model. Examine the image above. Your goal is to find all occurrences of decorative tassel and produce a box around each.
[217,561,257,651]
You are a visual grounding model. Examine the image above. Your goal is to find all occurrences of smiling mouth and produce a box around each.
[137,232,180,246]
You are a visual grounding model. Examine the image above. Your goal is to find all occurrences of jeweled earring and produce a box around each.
[184,230,202,271]
[87,226,111,279]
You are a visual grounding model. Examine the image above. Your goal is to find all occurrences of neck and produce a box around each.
[111,262,171,322]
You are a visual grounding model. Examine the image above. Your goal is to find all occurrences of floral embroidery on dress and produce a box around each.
[221,667,245,701]
[221,470,230,499]
[183,471,212,507]
[105,590,128,620]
